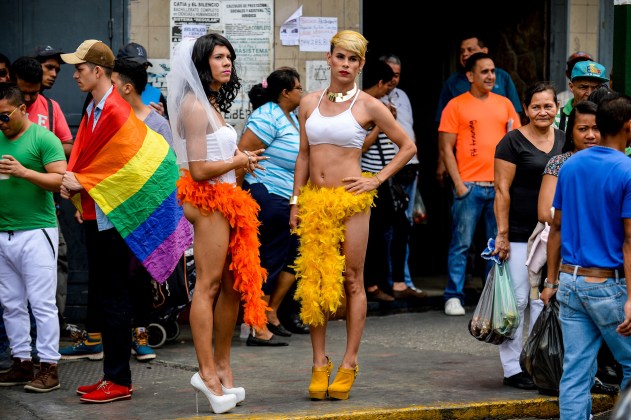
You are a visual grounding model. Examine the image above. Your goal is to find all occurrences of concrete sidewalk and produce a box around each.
[0,277,618,419]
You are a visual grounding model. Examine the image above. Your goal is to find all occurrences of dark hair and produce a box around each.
[113,58,147,94]
[562,100,598,153]
[12,56,43,84]
[0,82,25,107]
[588,84,614,106]
[523,81,557,108]
[248,67,300,111]
[192,33,241,113]
[0,53,10,67]
[464,52,490,73]
[596,93,631,137]
[362,59,394,89]
[460,33,487,49]
[0,53,11,79]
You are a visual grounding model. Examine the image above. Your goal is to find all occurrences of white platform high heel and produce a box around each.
[191,372,237,414]
[221,384,246,404]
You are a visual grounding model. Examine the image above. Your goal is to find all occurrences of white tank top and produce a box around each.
[305,89,367,149]
[205,124,237,185]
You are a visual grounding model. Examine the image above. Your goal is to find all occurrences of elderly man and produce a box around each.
[555,60,609,131]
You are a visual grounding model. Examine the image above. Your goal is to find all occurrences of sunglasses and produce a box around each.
[0,69,7,78]
[0,107,18,123]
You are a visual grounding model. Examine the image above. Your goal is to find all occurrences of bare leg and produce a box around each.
[311,323,328,367]
[185,204,229,396]
[214,261,241,388]
[267,270,296,325]
[339,211,370,369]
[252,295,273,340]
[253,271,297,339]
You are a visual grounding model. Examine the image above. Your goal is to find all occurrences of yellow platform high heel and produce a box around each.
[308,356,333,400]
[328,364,359,400]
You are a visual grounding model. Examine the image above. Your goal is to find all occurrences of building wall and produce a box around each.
[569,0,600,60]
[129,0,171,58]
[128,0,361,77]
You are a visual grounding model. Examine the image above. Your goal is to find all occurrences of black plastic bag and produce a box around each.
[468,263,508,345]
[388,179,409,214]
[520,295,563,395]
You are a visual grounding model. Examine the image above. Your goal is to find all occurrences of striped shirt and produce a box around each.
[361,132,396,173]
[243,102,300,198]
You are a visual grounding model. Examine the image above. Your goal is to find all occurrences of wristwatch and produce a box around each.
[543,278,559,289]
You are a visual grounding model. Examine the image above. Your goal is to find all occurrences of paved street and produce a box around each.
[0,283,618,419]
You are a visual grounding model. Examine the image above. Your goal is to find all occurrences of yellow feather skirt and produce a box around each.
[293,180,376,326]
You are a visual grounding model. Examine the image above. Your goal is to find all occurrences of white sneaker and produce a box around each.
[445,297,465,316]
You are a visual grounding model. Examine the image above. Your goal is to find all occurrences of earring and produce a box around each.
[358,70,362,75]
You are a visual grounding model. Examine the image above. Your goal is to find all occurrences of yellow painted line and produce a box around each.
[175,395,616,420]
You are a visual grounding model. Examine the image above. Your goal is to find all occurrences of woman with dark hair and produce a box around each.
[537,101,599,225]
[238,67,304,345]
[167,34,268,414]
[493,81,565,390]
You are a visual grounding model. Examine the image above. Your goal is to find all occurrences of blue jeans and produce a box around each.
[557,271,631,420]
[444,183,497,303]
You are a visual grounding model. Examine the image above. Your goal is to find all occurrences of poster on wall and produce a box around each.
[169,0,273,133]
[305,60,330,93]
[299,17,337,52]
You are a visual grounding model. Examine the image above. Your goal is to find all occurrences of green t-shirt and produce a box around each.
[0,123,65,230]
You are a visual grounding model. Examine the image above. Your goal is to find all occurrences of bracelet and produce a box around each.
[289,195,299,205]
[543,278,559,289]
[374,173,383,185]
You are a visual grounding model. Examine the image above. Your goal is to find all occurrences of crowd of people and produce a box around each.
[0,27,630,420]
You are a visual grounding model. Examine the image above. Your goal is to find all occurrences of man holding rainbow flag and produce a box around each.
[59,39,192,404]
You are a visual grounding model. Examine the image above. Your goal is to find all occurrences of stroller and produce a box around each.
[147,247,196,348]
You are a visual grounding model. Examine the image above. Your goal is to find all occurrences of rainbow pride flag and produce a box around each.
[68,89,192,283]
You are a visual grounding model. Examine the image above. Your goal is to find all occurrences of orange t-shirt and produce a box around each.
[439,91,520,182]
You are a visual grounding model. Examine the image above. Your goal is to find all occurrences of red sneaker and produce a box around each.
[79,380,132,403]
[77,379,133,395]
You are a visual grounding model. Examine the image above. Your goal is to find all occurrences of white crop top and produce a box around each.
[305,89,368,149]
[205,124,237,185]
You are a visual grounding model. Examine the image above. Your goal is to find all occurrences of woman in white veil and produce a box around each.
[167,33,268,414]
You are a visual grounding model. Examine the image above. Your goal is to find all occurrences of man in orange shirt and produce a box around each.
[439,52,520,316]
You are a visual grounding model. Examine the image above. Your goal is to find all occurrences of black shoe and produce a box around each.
[267,322,292,337]
[591,377,620,395]
[283,313,310,334]
[503,372,537,390]
[246,334,288,347]
[597,365,620,385]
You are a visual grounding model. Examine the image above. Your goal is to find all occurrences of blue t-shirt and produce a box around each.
[435,68,522,122]
[554,146,631,268]
[242,102,300,199]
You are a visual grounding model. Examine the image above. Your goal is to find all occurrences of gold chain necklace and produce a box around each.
[326,83,358,102]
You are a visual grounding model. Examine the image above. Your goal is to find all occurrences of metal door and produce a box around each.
[0,0,127,322]
[0,0,126,129]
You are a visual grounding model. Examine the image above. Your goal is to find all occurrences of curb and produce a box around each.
[177,395,617,420]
